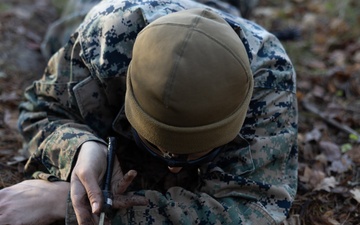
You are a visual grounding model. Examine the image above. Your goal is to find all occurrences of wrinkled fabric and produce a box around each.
[18,0,298,224]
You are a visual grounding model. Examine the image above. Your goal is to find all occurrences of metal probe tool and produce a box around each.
[99,137,117,225]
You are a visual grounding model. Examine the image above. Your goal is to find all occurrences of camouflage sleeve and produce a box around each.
[18,0,152,182]
[18,32,107,181]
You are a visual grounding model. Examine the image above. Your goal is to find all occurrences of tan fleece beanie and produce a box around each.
[125,8,253,154]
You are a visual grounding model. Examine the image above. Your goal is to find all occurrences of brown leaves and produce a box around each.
[296,124,360,223]
[253,0,360,224]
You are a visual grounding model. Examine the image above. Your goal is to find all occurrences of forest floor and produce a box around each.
[0,0,359,224]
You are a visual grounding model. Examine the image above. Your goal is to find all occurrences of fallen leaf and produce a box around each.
[330,17,349,34]
[299,166,326,190]
[4,109,19,130]
[0,149,15,157]
[6,155,27,166]
[314,176,338,192]
[0,91,19,102]
[301,13,317,30]
[327,155,352,174]
[0,71,7,78]
[326,218,341,225]
[307,59,326,70]
[349,188,360,203]
[346,146,360,164]
[353,51,360,63]
[253,7,279,18]
[322,211,341,225]
[341,143,353,153]
[329,50,346,67]
[305,128,322,143]
[319,141,341,161]
[312,85,326,98]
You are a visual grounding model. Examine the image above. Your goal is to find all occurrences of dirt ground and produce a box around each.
[0,0,360,224]
[0,0,59,186]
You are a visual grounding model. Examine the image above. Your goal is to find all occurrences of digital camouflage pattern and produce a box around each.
[18,0,298,224]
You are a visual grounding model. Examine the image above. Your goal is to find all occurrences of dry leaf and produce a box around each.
[326,218,341,225]
[299,166,326,190]
[329,50,346,67]
[314,176,338,192]
[322,211,341,225]
[319,141,341,161]
[312,85,326,98]
[353,51,360,63]
[0,91,18,102]
[6,155,27,166]
[327,155,352,174]
[4,109,20,130]
[349,188,360,203]
[305,128,322,143]
[347,146,360,164]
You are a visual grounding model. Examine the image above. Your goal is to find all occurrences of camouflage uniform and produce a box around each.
[18,0,298,224]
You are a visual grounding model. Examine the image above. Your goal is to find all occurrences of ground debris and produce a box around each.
[0,0,360,224]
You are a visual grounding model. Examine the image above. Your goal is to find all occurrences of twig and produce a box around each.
[0,162,17,170]
[302,98,360,144]
[340,212,351,225]
[332,106,360,114]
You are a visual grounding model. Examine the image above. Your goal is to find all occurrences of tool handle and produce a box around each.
[101,137,117,219]
[103,137,116,191]
[102,190,113,215]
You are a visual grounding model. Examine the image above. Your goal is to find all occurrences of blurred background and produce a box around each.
[0,0,359,224]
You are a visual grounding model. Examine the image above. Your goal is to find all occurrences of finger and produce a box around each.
[113,194,148,208]
[78,169,103,214]
[70,177,97,225]
[114,170,138,194]
[110,158,124,193]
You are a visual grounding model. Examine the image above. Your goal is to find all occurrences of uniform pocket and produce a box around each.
[73,76,116,134]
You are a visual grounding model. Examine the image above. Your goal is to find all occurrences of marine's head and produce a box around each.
[125,8,253,157]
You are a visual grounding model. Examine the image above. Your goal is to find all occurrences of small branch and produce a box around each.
[302,98,360,143]
[0,162,17,170]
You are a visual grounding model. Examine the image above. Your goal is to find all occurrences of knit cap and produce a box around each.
[125,8,253,154]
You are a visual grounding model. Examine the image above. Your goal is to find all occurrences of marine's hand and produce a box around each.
[70,141,148,225]
[70,141,108,224]
[111,170,148,209]
[0,179,69,225]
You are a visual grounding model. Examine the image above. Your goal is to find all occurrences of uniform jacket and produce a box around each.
[18,0,298,224]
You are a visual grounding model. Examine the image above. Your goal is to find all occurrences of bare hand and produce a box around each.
[70,141,107,224]
[70,141,148,225]
[0,179,69,225]
[111,170,149,209]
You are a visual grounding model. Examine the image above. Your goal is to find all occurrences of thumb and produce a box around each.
[71,167,104,215]
[82,173,103,214]
[70,172,103,225]
[74,141,108,215]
